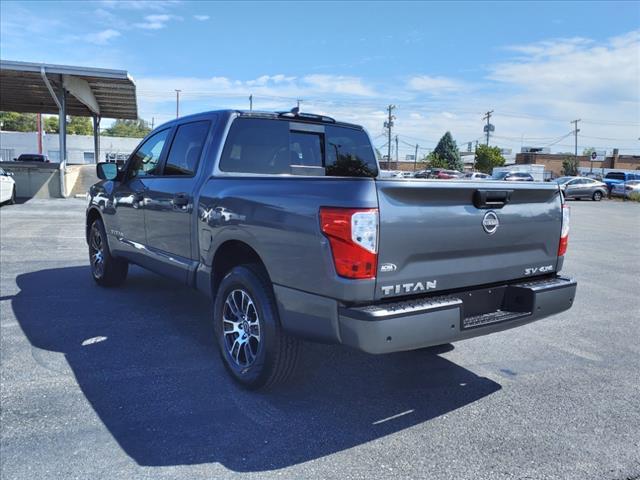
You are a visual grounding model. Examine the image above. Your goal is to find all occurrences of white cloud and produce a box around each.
[193,15,210,21]
[490,30,640,106]
[134,14,174,30]
[137,73,375,101]
[99,0,180,12]
[407,75,464,94]
[302,75,376,96]
[85,29,121,45]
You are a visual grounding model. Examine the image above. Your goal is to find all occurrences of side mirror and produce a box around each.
[96,162,118,181]
[7,172,14,177]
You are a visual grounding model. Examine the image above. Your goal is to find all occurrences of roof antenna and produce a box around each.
[291,105,300,116]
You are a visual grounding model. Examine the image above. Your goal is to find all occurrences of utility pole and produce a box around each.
[570,119,581,157]
[151,117,155,130]
[483,110,493,145]
[36,113,43,154]
[249,94,253,111]
[395,135,399,169]
[571,119,581,175]
[414,143,419,171]
[384,104,396,169]
[296,98,302,109]
[175,89,181,118]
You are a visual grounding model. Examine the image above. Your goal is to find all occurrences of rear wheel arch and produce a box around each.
[211,240,272,300]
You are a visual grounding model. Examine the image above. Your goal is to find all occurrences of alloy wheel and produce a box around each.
[222,289,261,368]
[90,224,105,279]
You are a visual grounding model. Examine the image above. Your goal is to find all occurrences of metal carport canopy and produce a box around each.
[0,60,137,119]
[0,60,138,197]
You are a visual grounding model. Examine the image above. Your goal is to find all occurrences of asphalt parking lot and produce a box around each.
[1,198,639,480]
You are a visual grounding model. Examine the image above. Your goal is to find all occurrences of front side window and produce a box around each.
[164,121,210,176]
[128,129,170,178]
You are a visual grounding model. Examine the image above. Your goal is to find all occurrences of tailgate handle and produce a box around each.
[473,189,513,209]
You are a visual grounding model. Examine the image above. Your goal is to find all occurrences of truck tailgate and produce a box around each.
[374,179,562,300]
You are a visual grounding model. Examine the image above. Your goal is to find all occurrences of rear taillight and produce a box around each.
[319,207,378,279]
[558,204,570,256]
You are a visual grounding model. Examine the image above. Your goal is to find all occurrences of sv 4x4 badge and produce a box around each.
[525,265,554,275]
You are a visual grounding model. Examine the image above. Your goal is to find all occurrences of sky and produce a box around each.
[1,0,639,155]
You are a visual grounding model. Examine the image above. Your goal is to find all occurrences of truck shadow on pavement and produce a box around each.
[12,266,501,472]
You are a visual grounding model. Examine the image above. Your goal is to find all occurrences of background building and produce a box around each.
[515,150,640,177]
[0,131,140,164]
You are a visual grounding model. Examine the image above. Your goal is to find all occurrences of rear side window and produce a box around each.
[164,121,210,176]
[220,118,289,174]
[219,118,377,177]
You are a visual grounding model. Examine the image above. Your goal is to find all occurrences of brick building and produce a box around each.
[515,151,640,177]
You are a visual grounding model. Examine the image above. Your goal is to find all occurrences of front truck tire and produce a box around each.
[88,218,128,287]
[214,264,300,389]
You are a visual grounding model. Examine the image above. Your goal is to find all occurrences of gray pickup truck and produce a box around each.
[86,109,576,389]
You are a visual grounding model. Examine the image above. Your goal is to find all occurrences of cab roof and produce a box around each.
[154,109,364,132]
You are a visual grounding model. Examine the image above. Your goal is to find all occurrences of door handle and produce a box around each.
[133,190,145,202]
[173,193,189,207]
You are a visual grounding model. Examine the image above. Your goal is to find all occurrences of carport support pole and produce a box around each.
[93,115,100,164]
[58,81,67,197]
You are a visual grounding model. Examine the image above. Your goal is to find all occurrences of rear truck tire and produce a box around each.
[213,264,300,390]
[8,186,16,205]
[592,191,603,201]
[88,218,128,287]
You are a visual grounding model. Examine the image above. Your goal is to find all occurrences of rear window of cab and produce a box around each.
[219,117,378,177]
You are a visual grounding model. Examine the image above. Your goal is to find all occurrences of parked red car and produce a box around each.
[436,169,463,179]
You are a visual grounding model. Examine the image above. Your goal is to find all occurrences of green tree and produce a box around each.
[44,116,59,133]
[0,112,37,131]
[433,132,463,171]
[68,116,93,135]
[562,155,579,176]
[425,152,449,169]
[582,147,596,157]
[104,119,151,138]
[474,144,506,174]
[43,115,93,135]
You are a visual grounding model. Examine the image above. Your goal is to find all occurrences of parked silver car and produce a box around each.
[464,172,490,180]
[556,176,608,201]
[611,180,640,198]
